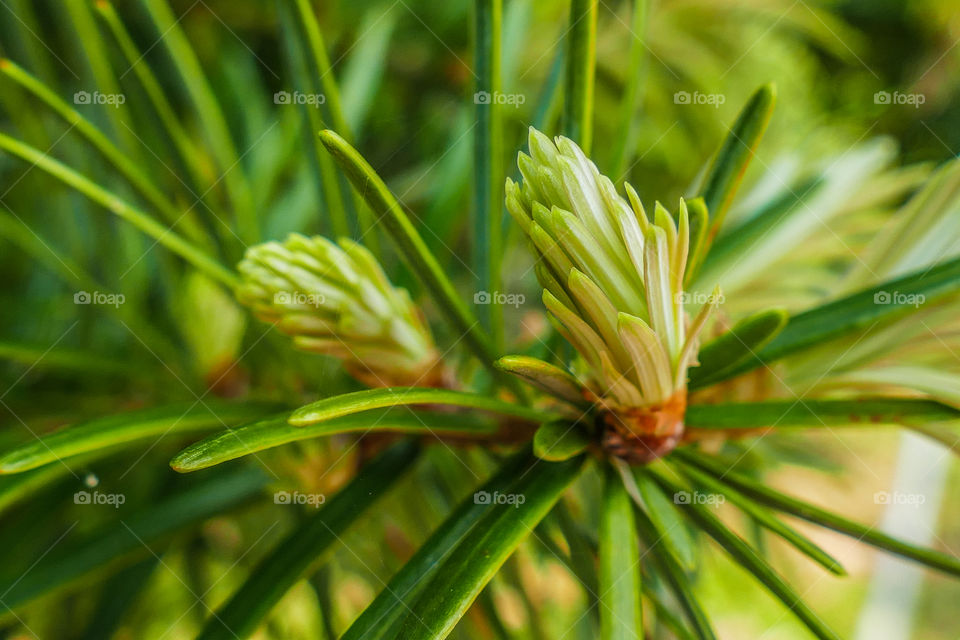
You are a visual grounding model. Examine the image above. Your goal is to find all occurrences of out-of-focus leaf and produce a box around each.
[341,450,533,640]
[688,308,788,389]
[79,558,158,640]
[177,273,246,378]
[851,158,960,285]
[171,408,499,472]
[643,583,698,640]
[0,58,206,241]
[63,0,138,157]
[608,0,649,178]
[696,140,894,293]
[685,398,960,430]
[533,420,591,461]
[289,387,549,426]
[293,0,351,139]
[0,467,267,610]
[276,0,351,238]
[291,0,385,252]
[0,211,181,361]
[475,587,513,640]
[712,255,960,382]
[551,500,600,619]
[94,0,211,198]
[0,451,104,515]
[141,0,256,243]
[647,468,841,640]
[698,84,776,242]
[422,112,474,249]
[0,402,282,474]
[909,423,960,455]
[0,342,138,377]
[394,455,585,639]
[198,441,420,640]
[633,471,697,571]
[829,366,960,409]
[564,0,597,153]
[0,132,239,288]
[675,450,960,577]
[599,463,642,640]
[634,507,716,640]
[678,463,845,575]
[695,176,821,288]
[339,5,398,134]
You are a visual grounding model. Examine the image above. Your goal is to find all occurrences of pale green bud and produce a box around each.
[509,127,719,413]
[238,234,442,387]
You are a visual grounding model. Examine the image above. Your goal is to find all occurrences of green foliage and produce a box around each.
[288,386,550,426]
[197,441,420,640]
[170,409,497,472]
[687,308,788,389]
[599,463,642,640]
[0,467,268,611]
[698,84,776,245]
[2,1,960,639]
[533,419,590,461]
[0,401,280,473]
[718,254,960,382]
[393,453,584,639]
[341,449,535,640]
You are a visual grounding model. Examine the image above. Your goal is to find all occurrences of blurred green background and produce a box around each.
[1,0,959,638]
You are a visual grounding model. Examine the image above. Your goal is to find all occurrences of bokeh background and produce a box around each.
[1,0,959,638]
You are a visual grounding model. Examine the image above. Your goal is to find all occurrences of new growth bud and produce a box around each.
[238,234,443,387]
[506,128,720,461]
